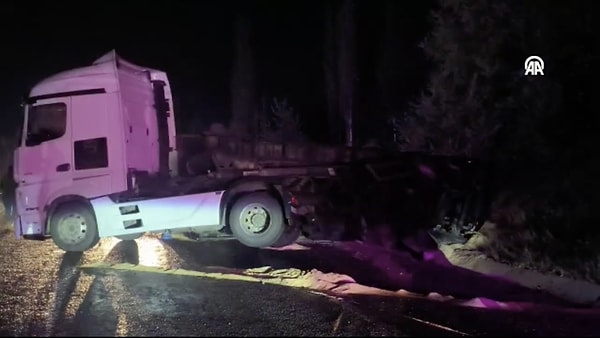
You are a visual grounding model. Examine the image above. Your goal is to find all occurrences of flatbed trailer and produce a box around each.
[5,50,489,253]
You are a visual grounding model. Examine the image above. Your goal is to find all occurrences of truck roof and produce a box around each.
[28,50,169,98]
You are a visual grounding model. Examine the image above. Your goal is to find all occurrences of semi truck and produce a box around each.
[5,50,489,253]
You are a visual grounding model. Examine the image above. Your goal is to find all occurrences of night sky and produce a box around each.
[0,1,432,138]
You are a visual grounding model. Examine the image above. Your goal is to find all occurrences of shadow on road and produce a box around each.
[160,238,402,291]
[103,240,140,266]
[52,253,83,316]
[51,252,83,335]
[161,239,261,270]
[50,251,122,336]
[62,277,119,336]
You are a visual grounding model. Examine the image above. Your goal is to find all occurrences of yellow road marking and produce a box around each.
[79,262,314,288]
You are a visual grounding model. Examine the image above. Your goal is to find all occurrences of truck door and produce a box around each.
[16,98,73,210]
[69,93,114,195]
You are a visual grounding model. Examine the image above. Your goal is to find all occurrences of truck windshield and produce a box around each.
[25,103,67,147]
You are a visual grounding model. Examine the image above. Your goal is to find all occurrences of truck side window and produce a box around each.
[25,103,67,147]
[74,137,109,170]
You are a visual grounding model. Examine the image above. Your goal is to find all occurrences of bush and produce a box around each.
[0,136,15,177]
[257,97,306,143]
[486,159,600,283]
[0,205,12,237]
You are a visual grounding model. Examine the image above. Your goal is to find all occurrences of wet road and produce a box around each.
[1,232,600,337]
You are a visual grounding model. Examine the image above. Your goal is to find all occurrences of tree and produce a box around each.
[376,1,397,119]
[230,11,257,136]
[323,0,357,146]
[323,1,340,144]
[395,0,528,158]
[337,0,357,147]
[256,97,305,143]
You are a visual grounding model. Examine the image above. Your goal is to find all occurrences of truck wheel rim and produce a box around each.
[58,213,88,244]
[239,203,270,235]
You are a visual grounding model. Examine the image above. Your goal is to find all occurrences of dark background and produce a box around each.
[0,1,431,141]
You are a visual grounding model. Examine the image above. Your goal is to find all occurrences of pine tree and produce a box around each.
[230,11,257,136]
[397,0,526,158]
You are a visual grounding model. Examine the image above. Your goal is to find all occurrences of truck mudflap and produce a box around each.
[90,190,225,238]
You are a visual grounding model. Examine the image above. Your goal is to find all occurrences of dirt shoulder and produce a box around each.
[437,223,600,306]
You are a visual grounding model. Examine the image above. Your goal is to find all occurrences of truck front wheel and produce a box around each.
[50,203,100,252]
[228,192,286,248]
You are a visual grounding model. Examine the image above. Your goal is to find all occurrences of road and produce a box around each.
[1,231,599,337]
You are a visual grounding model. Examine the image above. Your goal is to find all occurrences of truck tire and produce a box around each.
[50,203,100,252]
[116,233,144,241]
[228,192,286,248]
[272,226,301,248]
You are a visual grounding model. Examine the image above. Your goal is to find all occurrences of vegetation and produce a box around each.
[223,0,600,281]
[0,206,10,237]
[256,97,306,143]
[399,0,600,282]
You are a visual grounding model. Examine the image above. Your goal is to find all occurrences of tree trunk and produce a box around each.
[337,0,357,147]
[377,1,395,116]
[323,2,340,144]
[230,12,256,137]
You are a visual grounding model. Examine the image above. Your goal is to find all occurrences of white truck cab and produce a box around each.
[13,50,180,245]
[12,51,297,252]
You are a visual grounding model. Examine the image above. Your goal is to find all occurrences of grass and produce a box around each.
[0,205,12,237]
[474,188,600,285]
[476,225,600,284]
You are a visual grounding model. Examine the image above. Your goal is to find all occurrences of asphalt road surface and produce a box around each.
[1,231,599,337]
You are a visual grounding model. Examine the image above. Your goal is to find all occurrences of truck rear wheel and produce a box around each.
[272,226,301,247]
[50,203,99,252]
[228,192,286,248]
